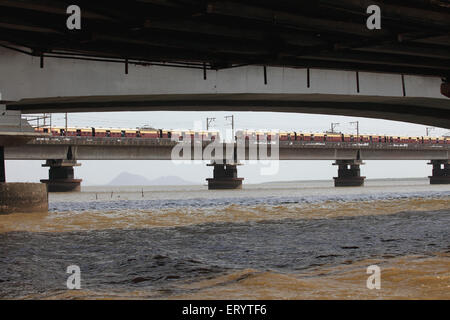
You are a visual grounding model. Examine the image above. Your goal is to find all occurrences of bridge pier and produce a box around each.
[333,160,366,187]
[1,145,48,214]
[41,160,82,192]
[0,146,5,183]
[206,162,244,190]
[428,160,450,184]
[441,80,450,98]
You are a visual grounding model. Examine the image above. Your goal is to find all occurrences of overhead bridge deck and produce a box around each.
[6,94,450,129]
[5,137,449,161]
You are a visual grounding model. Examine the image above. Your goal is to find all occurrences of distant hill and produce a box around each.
[108,172,194,186]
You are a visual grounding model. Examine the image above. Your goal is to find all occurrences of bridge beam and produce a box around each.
[428,160,450,185]
[206,162,244,190]
[333,160,366,187]
[41,159,82,192]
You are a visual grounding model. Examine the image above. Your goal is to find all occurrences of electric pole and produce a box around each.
[206,117,216,131]
[65,112,68,136]
[350,121,359,139]
[225,115,235,140]
[331,122,340,133]
[426,127,435,136]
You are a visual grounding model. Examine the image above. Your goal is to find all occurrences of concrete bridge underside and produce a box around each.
[1,46,449,129]
[7,93,450,129]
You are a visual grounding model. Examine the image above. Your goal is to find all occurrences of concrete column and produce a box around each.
[333,160,366,187]
[0,145,5,183]
[206,162,244,190]
[0,183,48,214]
[441,80,450,98]
[428,160,450,184]
[41,159,82,192]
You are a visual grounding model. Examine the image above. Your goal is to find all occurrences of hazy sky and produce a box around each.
[6,111,450,186]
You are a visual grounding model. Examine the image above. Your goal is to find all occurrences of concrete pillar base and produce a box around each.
[41,159,82,192]
[428,160,450,185]
[0,183,48,214]
[333,160,365,187]
[40,179,82,192]
[206,163,244,190]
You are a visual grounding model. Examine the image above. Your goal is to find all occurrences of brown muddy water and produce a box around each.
[0,179,449,299]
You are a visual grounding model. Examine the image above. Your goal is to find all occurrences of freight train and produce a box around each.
[35,127,449,145]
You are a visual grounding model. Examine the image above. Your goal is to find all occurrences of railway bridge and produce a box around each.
[4,136,450,192]
[1,0,450,213]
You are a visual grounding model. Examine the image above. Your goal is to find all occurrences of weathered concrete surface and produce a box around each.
[0,183,48,214]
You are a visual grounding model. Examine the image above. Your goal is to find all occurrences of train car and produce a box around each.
[342,134,354,142]
[325,133,342,142]
[157,129,170,139]
[360,135,370,143]
[312,133,326,142]
[266,131,278,142]
[294,132,313,141]
[95,129,108,138]
[279,132,289,141]
[140,129,158,139]
[209,130,220,141]
[170,130,183,141]
[203,130,220,141]
[123,129,139,138]
[436,137,446,144]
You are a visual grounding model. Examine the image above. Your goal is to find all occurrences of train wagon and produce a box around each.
[325,133,342,142]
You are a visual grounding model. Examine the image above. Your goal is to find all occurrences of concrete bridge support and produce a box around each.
[0,146,5,183]
[333,160,366,187]
[441,80,450,98]
[428,160,450,185]
[41,160,82,192]
[0,105,48,214]
[206,162,244,190]
[1,145,48,214]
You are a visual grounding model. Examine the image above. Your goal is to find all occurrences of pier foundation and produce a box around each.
[428,160,450,184]
[0,183,48,214]
[333,160,366,187]
[41,159,82,192]
[1,144,48,214]
[206,162,244,190]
